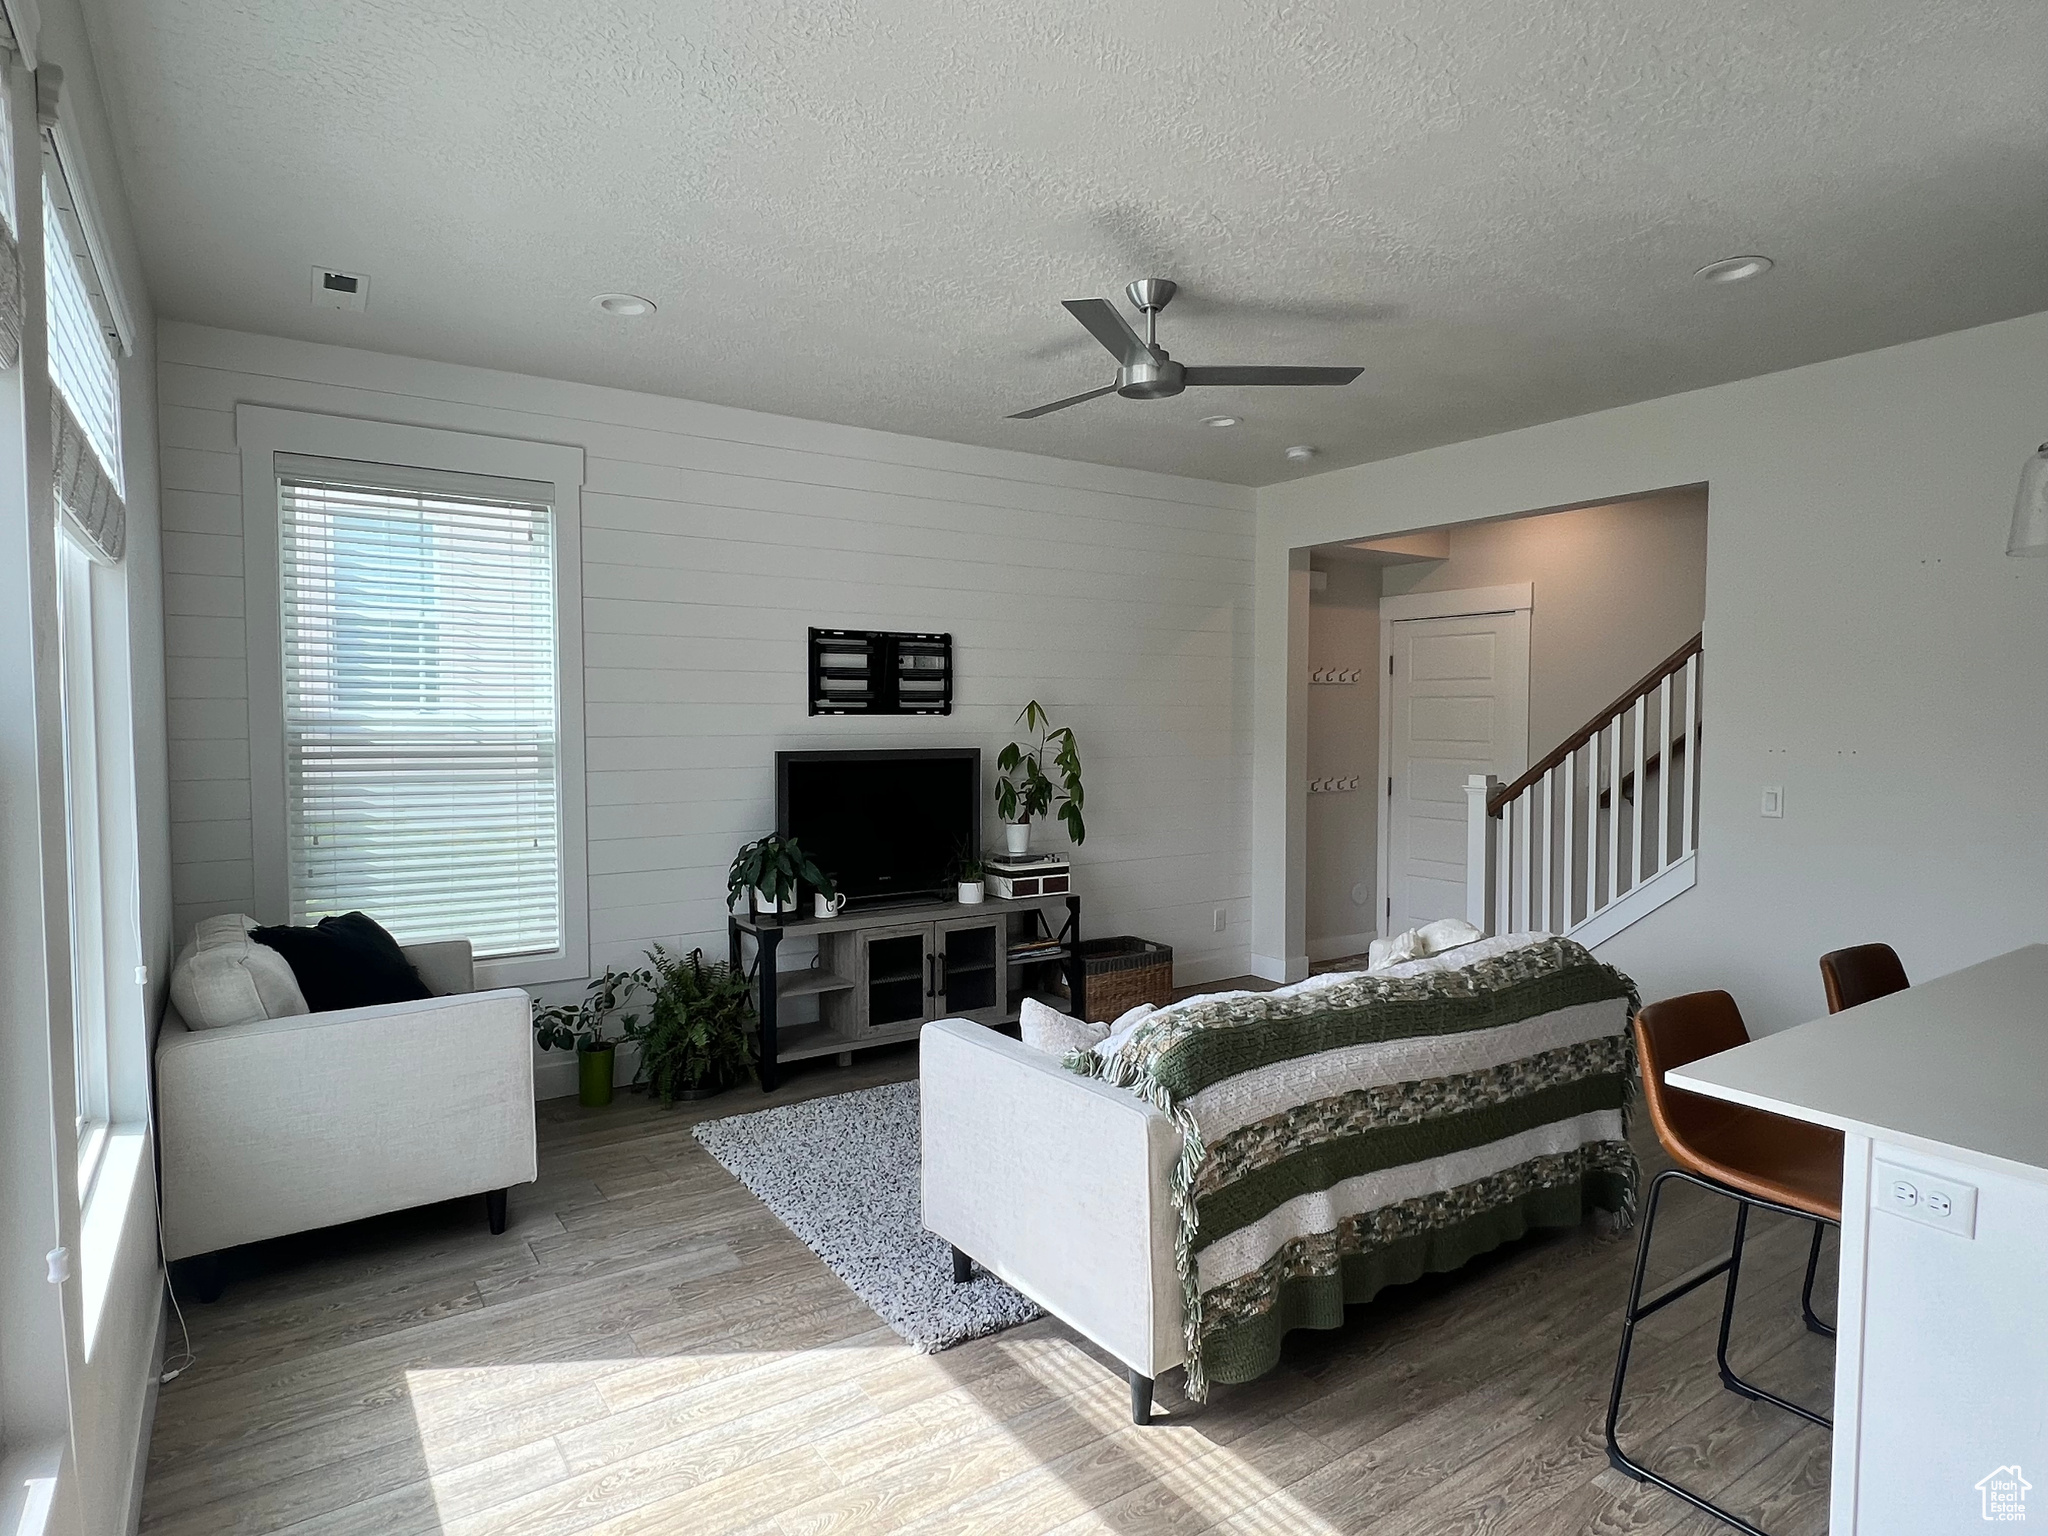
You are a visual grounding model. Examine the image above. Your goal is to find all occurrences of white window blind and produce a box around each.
[44,179,119,490]
[277,456,563,960]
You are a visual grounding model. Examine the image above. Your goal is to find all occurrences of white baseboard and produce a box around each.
[1246,952,1310,985]
[1307,930,1378,964]
[534,1039,643,1102]
[125,1302,167,1536]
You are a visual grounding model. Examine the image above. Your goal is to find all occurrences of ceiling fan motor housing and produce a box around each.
[1119,356,1185,399]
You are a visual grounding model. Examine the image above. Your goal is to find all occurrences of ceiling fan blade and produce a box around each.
[1181,366,1364,387]
[1009,383,1119,420]
[1062,298,1160,367]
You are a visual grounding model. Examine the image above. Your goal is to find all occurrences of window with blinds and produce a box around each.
[277,457,562,960]
[45,179,120,489]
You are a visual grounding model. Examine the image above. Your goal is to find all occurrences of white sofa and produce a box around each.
[921,1018,1182,1423]
[156,937,537,1294]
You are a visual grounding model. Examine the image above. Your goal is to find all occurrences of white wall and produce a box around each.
[1257,311,2048,1023]
[1380,489,1709,758]
[157,323,1257,1092]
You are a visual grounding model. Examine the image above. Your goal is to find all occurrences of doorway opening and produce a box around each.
[1303,486,1708,964]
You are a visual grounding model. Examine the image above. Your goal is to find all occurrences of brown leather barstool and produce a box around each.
[1605,991,1842,1536]
[1820,943,1910,1014]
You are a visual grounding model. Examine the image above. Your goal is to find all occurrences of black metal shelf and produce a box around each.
[808,627,953,715]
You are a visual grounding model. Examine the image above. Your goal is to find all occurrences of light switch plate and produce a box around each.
[1874,1158,1977,1239]
[1760,785,1784,818]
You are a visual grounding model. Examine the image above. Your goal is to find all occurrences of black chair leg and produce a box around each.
[951,1245,973,1284]
[1714,1202,1832,1430]
[1800,1220,1835,1338]
[1130,1368,1155,1425]
[486,1189,508,1235]
[1715,1201,1756,1398]
[1607,1168,1814,1536]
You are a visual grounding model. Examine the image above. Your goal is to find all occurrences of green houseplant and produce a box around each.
[995,700,1086,855]
[951,842,986,905]
[624,944,756,1103]
[533,966,649,1108]
[727,834,834,915]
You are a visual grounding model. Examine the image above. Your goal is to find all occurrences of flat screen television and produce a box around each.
[776,748,981,908]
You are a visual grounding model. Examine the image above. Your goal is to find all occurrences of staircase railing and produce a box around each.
[1466,634,1702,942]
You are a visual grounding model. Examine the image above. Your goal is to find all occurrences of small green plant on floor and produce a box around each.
[624,944,757,1103]
[532,966,649,1055]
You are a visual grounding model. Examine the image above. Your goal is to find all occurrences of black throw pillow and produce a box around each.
[250,911,433,1014]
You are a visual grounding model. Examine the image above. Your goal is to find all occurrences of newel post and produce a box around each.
[1466,774,1500,935]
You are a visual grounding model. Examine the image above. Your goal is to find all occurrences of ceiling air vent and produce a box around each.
[311,267,369,312]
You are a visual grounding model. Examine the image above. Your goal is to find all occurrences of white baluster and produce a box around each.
[1537,768,1553,931]
[1605,715,1622,911]
[1496,805,1512,935]
[1682,653,1700,858]
[1516,786,1532,932]
[1563,746,1578,930]
[1655,673,1673,877]
[1629,696,1647,892]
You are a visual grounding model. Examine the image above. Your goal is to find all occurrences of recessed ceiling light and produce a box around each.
[1695,255,1774,284]
[1285,444,1319,462]
[593,293,656,317]
[1199,415,1240,429]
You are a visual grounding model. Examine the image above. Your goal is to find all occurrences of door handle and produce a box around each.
[926,952,937,998]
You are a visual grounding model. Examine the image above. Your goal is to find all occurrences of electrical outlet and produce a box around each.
[1212,908,1226,933]
[1874,1159,1977,1238]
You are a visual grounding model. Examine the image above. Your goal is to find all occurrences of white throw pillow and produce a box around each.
[1415,917,1483,956]
[1369,918,1484,971]
[169,913,311,1030]
[1017,995,1109,1056]
[1093,1002,1158,1059]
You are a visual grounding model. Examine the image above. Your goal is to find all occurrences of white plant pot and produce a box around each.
[753,886,795,915]
[956,880,985,905]
[1004,822,1030,855]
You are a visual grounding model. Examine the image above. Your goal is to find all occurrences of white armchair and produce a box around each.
[156,938,537,1296]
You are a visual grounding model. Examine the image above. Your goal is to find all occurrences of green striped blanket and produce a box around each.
[1065,935,1639,1399]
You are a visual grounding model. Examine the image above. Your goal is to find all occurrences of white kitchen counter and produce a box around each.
[1667,944,2048,1534]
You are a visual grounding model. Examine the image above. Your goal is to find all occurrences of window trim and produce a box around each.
[237,406,588,988]
[54,529,110,1171]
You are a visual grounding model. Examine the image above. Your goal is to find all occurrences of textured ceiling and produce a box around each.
[84,0,2048,485]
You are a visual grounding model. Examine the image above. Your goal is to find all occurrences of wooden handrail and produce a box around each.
[1487,632,1702,817]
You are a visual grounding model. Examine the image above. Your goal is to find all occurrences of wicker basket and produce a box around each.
[1079,936,1174,1021]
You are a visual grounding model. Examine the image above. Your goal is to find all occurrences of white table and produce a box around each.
[1669,945,2048,1534]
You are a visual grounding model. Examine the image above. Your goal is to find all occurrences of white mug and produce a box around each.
[814,892,848,919]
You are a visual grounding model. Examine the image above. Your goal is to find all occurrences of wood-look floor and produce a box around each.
[140,1032,1832,1536]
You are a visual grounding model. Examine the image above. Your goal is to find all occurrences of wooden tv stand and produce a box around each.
[727,893,1082,1092]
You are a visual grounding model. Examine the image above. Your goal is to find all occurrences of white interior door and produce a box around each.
[1383,610,1529,935]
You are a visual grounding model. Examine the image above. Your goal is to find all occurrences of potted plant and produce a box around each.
[995,700,1087,855]
[533,966,650,1108]
[727,834,834,916]
[952,846,986,905]
[624,944,756,1103]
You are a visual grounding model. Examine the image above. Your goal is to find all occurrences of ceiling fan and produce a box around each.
[1010,278,1364,420]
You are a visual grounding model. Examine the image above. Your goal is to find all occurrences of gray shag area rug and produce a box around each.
[692,1080,1043,1352]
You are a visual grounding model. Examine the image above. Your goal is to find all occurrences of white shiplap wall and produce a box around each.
[158,322,1256,1077]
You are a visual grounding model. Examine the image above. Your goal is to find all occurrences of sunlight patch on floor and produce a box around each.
[1001,1337,1346,1535]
